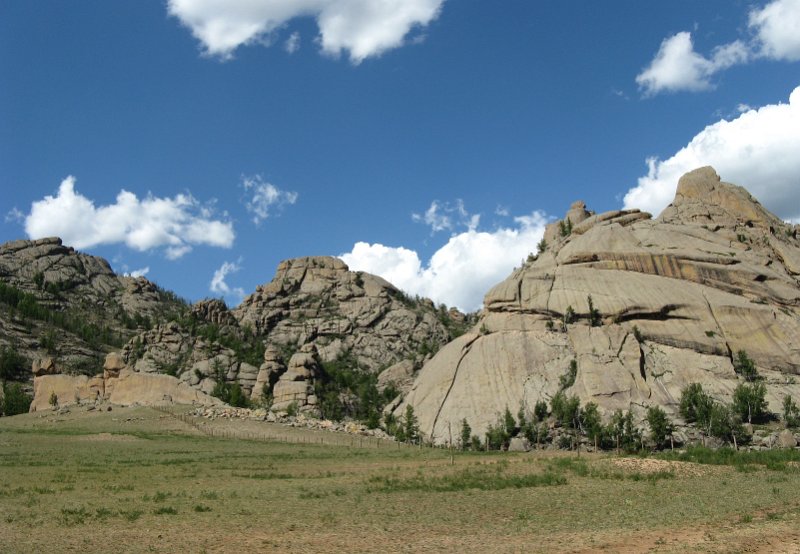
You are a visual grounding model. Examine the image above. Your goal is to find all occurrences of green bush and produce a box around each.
[459,418,472,451]
[679,383,714,426]
[558,359,578,390]
[315,351,395,424]
[0,346,27,381]
[645,406,674,449]
[783,395,800,428]
[2,382,32,416]
[582,402,603,448]
[733,350,759,382]
[732,382,768,424]
[550,391,580,429]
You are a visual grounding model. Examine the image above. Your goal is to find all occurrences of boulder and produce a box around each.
[32,357,61,377]
[776,429,797,449]
[508,436,531,452]
[272,344,321,413]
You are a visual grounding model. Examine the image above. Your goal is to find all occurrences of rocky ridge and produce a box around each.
[397,167,800,444]
[118,256,464,407]
[0,237,185,375]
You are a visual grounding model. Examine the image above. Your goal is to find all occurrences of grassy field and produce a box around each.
[1,406,799,553]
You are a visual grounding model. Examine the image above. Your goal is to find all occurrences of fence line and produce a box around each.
[150,405,408,450]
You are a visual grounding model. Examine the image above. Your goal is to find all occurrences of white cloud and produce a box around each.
[412,199,479,234]
[340,211,548,312]
[635,32,749,95]
[242,175,298,225]
[4,207,24,224]
[126,267,150,278]
[750,0,800,61]
[285,31,300,54]
[210,260,245,302]
[623,85,800,222]
[23,176,234,258]
[167,0,444,63]
[636,0,800,95]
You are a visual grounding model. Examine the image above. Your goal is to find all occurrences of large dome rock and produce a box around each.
[397,167,800,444]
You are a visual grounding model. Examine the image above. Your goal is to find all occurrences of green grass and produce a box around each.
[366,467,567,493]
[659,445,800,471]
[2,406,800,553]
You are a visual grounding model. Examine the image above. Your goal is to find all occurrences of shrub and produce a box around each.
[708,403,748,447]
[732,382,768,424]
[733,350,759,382]
[562,306,575,327]
[607,410,641,453]
[582,402,603,449]
[403,405,420,444]
[551,391,580,429]
[49,391,59,408]
[2,383,32,416]
[558,359,578,390]
[534,400,548,422]
[587,295,601,327]
[646,406,674,449]
[0,346,27,381]
[679,383,714,426]
[783,395,800,428]
[459,418,472,450]
[285,401,299,417]
[316,351,394,424]
[537,238,547,254]
[503,406,516,437]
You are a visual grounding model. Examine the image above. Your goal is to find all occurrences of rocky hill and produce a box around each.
[0,237,186,378]
[397,167,800,444]
[118,256,467,413]
[0,241,465,421]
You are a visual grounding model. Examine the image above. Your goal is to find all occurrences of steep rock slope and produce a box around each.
[0,237,184,376]
[397,167,800,444]
[121,256,464,404]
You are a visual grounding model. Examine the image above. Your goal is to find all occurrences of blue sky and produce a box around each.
[2,0,799,311]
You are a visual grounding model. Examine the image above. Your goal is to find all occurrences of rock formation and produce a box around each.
[29,353,220,412]
[397,167,800,444]
[0,237,186,373]
[113,256,464,408]
[271,343,322,413]
[233,256,457,371]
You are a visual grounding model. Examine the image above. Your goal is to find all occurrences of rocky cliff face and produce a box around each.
[233,256,456,372]
[0,237,185,376]
[397,167,800,444]
[118,256,464,407]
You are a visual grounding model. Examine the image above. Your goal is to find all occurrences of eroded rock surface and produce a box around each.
[398,167,800,444]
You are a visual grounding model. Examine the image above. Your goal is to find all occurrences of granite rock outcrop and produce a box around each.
[397,167,800,444]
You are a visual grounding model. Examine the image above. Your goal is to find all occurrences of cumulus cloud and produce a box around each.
[636,0,800,95]
[635,32,749,95]
[23,176,234,258]
[412,199,479,234]
[167,0,444,63]
[340,211,549,312]
[623,85,800,221]
[210,260,245,301]
[126,267,150,278]
[242,175,298,225]
[750,0,800,61]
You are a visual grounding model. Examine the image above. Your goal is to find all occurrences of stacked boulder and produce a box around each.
[271,344,322,414]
